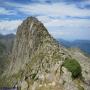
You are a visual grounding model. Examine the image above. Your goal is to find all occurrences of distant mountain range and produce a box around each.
[0,34,90,55]
[0,34,15,39]
[57,39,90,55]
[0,34,15,53]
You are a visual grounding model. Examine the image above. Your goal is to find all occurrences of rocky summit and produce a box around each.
[0,17,90,90]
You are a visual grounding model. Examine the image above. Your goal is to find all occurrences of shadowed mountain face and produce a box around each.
[0,17,90,90]
[0,42,6,75]
[0,34,15,54]
[0,34,15,75]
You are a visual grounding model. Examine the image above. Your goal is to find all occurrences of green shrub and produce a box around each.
[63,58,82,78]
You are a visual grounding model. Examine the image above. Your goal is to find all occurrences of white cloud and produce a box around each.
[14,3,90,17]
[4,2,90,29]
[0,20,22,34]
[37,16,90,28]
[37,16,90,39]
[4,2,90,17]
[1,1,90,40]
[48,26,90,40]
[0,7,16,15]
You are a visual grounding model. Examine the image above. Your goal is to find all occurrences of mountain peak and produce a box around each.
[10,16,56,73]
[5,16,83,90]
[26,16,39,22]
[24,16,41,26]
[23,16,42,27]
[17,16,48,37]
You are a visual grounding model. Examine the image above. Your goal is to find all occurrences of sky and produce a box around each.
[0,0,90,40]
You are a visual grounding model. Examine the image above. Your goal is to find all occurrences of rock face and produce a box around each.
[9,17,69,75]
[1,17,90,90]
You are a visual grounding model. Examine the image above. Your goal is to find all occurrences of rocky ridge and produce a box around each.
[1,17,90,90]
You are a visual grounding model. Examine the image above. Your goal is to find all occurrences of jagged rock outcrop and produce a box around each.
[9,17,69,75]
[1,17,90,90]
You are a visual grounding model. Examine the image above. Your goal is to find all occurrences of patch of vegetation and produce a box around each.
[63,58,82,78]
[63,80,66,85]
[31,73,38,80]
[0,76,15,87]
[31,73,37,79]
[0,69,25,87]
[0,42,8,75]
[78,85,84,90]
[0,42,6,54]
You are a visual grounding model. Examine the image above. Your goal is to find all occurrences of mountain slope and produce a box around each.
[1,17,90,90]
[0,42,7,75]
[7,17,70,86]
[0,34,15,86]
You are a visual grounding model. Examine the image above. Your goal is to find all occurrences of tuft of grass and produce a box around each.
[63,58,82,79]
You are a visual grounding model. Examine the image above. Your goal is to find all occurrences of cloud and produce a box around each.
[37,16,90,28]
[5,2,90,17]
[0,20,22,34]
[37,15,90,40]
[0,7,16,15]
[19,3,90,17]
[47,26,90,40]
[1,1,90,40]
